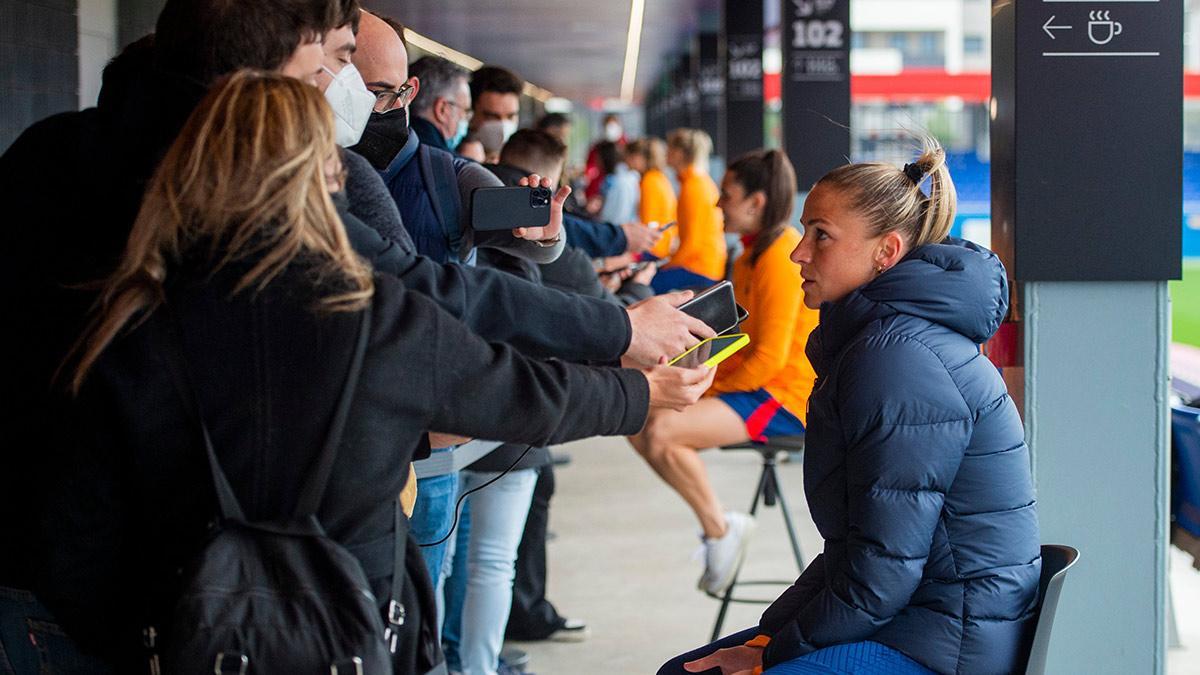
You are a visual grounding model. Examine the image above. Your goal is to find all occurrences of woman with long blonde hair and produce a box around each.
[42,70,710,671]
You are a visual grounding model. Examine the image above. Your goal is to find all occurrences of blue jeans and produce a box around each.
[657,627,936,675]
[441,498,470,672]
[650,267,720,294]
[0,586,111,675]
[410,463,461,637]
[441,468,538,675]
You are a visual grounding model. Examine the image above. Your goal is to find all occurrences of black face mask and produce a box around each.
[350,107,410,170]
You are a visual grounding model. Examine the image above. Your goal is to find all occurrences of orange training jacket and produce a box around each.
[668,166,726,280]
[640,168,678,260]
[709,226,819,423]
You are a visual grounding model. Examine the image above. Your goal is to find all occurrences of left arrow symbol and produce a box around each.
[1043,15,1072,39]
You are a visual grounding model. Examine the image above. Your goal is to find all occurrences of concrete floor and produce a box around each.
[503,435,1200,674]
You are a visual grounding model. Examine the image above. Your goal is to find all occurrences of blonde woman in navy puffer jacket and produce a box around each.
[660,139,1039,675]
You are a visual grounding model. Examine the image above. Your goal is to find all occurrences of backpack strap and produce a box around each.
[293,303,373,518]
[417,145,464,260]
[385,499,409,651]
[156,311,247,522]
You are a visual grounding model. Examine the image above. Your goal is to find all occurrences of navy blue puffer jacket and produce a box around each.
[759,239,1041,674]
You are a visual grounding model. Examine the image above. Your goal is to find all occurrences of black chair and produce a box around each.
[707,435,807,641]
[1022,544,1081,675]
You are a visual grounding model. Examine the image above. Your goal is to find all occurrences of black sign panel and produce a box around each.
[991,0,1182,281]
[724,0,764,160]
[698,33,725,157]
[781,0,851,191]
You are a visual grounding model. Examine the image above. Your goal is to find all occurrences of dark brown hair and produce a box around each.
[500,129,567,176]
[154,0,339,85]
[726,149,798,265]
[336,0,361,33]
[470,65,524,104]
[536,112,571,133]
[595,140,623,175]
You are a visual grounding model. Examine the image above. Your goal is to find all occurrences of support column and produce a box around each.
[991,1,1182,672]
[79,0,117,108]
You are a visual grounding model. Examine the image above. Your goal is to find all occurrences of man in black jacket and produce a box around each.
[0,0,709,624]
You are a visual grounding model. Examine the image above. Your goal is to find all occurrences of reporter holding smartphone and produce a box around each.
[39,73,716,672]
[629,150,819,596]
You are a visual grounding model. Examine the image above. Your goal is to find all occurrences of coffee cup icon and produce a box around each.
[1088,10,1122,45]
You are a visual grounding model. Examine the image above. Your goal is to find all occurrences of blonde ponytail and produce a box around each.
[911,138,957,247]
[815,135,958,249]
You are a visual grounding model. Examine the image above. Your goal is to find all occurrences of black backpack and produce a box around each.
[155,304,408,674]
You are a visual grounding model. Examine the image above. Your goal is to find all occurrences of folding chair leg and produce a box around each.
[769,465,805,570]
[711,464,770,641]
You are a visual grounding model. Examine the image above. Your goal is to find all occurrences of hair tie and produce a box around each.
[902,162,925,185]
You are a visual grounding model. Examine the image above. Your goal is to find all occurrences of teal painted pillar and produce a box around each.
[1023,282,1171,673]
[991,1,1180,667]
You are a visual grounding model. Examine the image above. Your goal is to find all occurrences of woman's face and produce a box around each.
[626,153,647,173]
[666,145,686,171]
[717,172,764,236]
[791,184,888,309]
[324,152,344,193]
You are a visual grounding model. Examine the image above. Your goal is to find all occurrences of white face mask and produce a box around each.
[604,121,622,142]
[500,119,519,143]
[323,63,376,147]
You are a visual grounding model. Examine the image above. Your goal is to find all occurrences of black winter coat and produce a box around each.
[0,40,629,589]
[39,261,648,669]
[759,239,1040,674]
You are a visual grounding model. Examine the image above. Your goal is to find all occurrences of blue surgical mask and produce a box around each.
[449,118,469,149]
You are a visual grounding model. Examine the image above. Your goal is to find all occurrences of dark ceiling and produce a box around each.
[366,0,718,103]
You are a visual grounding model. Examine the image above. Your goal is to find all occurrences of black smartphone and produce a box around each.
[471,186,553,232]
[678,280,741,335]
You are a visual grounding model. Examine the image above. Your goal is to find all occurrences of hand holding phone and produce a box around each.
[471,185,553,231]
[644,357,718,411]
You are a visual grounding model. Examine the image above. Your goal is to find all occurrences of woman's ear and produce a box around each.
[750,190,768,215]
[875,230,907,271]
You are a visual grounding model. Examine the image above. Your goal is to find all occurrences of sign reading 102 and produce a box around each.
[792,20,845,50]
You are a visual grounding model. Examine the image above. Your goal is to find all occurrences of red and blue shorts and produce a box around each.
[717,389,805,442]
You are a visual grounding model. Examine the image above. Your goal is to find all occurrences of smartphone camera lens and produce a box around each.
[530,187,552,208]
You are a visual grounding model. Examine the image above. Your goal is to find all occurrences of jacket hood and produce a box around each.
[97,36,209,181]
[808,238,1009,373]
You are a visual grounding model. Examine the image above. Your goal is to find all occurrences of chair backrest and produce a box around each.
[1023,544,1081,675]
[1172,404,1200,537]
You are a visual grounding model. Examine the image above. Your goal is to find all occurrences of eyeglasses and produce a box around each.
[372,82,416,113]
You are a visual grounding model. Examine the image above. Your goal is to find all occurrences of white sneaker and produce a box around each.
[698,512,757,595]
[546,618,590,642]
